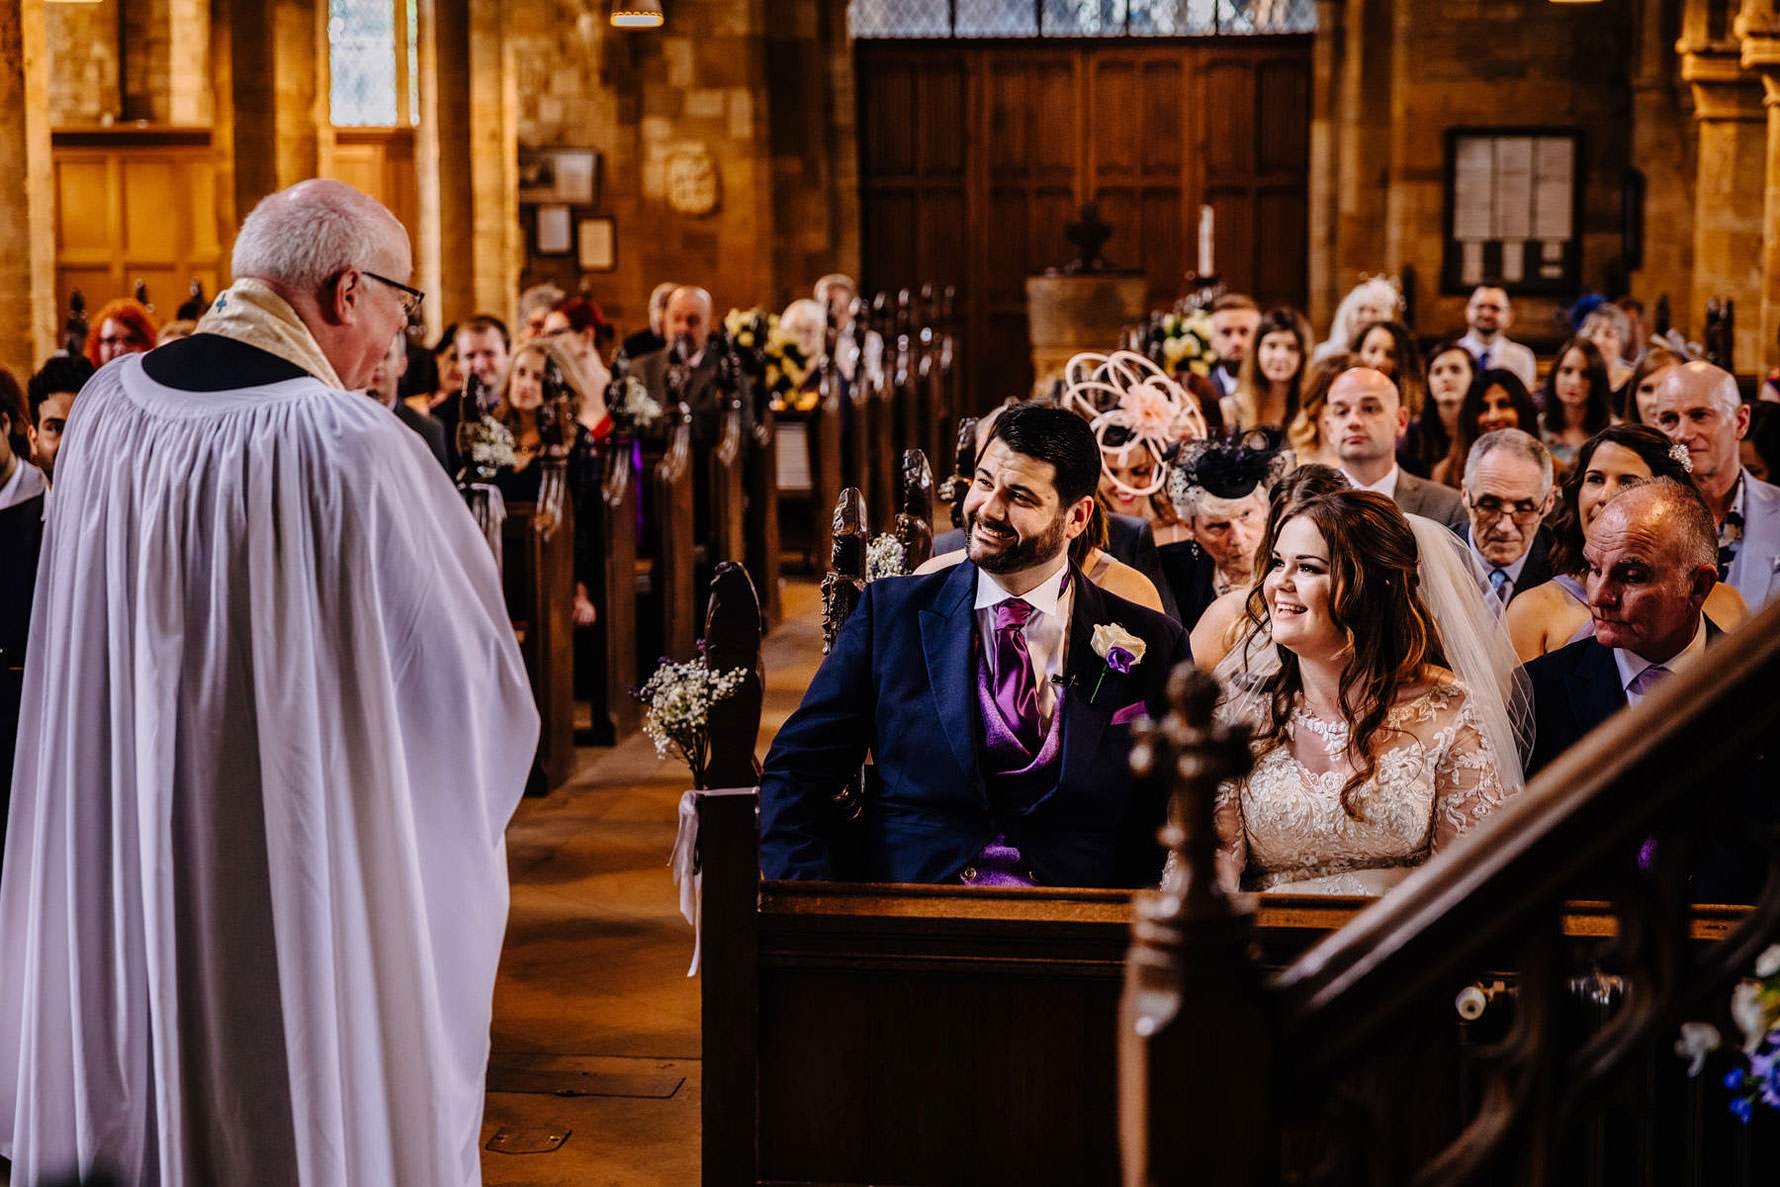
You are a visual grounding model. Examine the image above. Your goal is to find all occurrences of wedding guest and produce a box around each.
[491,336,610,628]
[543,295,614,397]
[1285,352,1352,467]
[83,297,157,368]
[760,403,1189,886]
[518,281,566,343]
[1617,295,1650,365]
[1223,305,1311,433]
[1431,369,1542,488]
[1538,335,1615,473]
[1457,285,1537,390]
[26,356,91,483]
[1096,426,1190,545]
[1743,401,1780,483]
[1161,436,1278,630]
[1311,277,1400,364]
[1322,367,1467,531]
[1189,463,1351,671]
[1208,293,1261,403]
[0,366,44,839]
[1625,346,1683,426]
[1355,319,1426,417]
[1650,360,1780,609]
[1212,489,1521,893]
[631,285,744,443]
[1460,429,1555,606]
[1580,303,1636,413]
[456,313,511,396]
[365,332,449,471]
[1405,340,1478,478]
[619,281,677,361]
[919,501,1166,614]
[1506,423,1747,660]
[1524,479,1768,901]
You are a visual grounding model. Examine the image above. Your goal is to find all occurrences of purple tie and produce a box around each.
[1627,663,1669,699]
[990,598,1041,754]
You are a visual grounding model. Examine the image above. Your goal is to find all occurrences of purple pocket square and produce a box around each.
[1110,702,1147,726]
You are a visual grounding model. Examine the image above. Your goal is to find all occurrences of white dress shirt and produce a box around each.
[0,459,47,512]
[975,559,1073,727]
[1342,463,1400,501]
[1614,619,1708,706]
[1458,332,1538,391]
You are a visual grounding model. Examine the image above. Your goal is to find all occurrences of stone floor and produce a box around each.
[479,580,824,1186]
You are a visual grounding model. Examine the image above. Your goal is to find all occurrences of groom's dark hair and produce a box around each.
[984,402,1100,507]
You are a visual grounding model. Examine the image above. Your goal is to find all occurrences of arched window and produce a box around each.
[850,0,1315,37]
[327,0,420,127]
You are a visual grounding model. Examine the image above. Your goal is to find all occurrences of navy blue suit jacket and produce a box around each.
[760,560,1190,887]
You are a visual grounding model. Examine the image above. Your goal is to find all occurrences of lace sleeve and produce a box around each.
[1430,696,1510,853]
[1213,778,1248,892]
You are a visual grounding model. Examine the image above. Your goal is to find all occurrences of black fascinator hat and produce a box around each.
[1170,433,1285,504]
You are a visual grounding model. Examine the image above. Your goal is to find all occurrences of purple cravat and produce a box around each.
[989,598,1040,754]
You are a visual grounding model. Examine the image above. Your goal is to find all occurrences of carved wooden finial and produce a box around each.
[895,449,934,572]
[702,561,764,789]
[943,416,978,530]
[822,488,869,653]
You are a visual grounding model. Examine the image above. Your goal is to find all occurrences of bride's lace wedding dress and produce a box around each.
[1214,680,1510,894]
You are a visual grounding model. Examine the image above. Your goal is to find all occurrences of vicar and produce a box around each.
[760,403,1189,887]
[0,179,538,1186]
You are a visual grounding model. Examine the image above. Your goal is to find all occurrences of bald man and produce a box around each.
[1321,366,1467,532]
[630,283,752,442]
[0,179,537,1185]
[1651,361,1780,608]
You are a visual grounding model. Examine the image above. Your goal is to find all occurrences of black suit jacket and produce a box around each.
[759,560,1191,887]
[395,402,451,472]
[630,344,750,443]
[1525,621,1770,902]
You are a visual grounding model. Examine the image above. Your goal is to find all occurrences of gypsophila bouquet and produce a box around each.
[1676,943,1780,1122]
[607,374,664,436]
[633,653,749,789]
[1157,309,1219,377]
[466,415,517,472]
[865,534,906,582]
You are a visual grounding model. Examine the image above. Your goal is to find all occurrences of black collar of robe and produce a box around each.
[142,333,310,392]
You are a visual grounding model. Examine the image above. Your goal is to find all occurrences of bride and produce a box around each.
[1212,488,1527,894]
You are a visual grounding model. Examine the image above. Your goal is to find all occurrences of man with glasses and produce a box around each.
[0,179,537,1185]
[1459,428,1555,605]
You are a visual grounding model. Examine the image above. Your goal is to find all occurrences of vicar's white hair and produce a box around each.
[232,179,407,294]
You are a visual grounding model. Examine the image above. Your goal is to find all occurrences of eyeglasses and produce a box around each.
[1468,496,1542,524]
[363,270,426,319]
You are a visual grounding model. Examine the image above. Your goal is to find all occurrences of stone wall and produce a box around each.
[47,0,121,125]
[507,0,857,339]
[1315,0,1667,350]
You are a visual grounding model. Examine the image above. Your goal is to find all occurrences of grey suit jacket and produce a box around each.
[1727,468,1780,611]
[1394,470,1468,533]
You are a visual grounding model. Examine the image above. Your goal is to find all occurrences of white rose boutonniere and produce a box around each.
[1089,623,1146,701]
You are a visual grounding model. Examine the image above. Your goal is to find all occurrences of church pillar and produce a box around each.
[0,0,58,371]
[1627,0,1695,336]
[1306,0,1341,329]
[415,0,518,334]
[1737,0,1780,374]
[1680,10,1766,371]
[210,0,329,262]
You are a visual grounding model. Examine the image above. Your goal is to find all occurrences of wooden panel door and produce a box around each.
[857,38,1312,414]
[53,130,223,324]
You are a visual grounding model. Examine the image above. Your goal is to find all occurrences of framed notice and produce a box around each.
[1442,128,1583,296]
[535,205,572,255]
[578,216,615,272]
[518,147,600,206]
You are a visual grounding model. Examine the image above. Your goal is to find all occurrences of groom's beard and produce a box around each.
[966,505,1069,575]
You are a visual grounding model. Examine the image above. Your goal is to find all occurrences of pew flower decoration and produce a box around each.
[633,652,750,790]
[606,374,664,436]
[1089,623,1146,702]
[464,416,517,472]
[1156,309,1219,377]
[865,534,906,582]
[1676,943,1780,1122]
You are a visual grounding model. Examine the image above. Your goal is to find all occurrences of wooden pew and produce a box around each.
[708,384,748,576]
[806,363,845,577]
[743,380,783,629]
[596,433,641,735]
[500,499,576,791]
[649,401,698,663]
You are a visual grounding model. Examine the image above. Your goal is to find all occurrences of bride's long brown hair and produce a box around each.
[1242,490,1446,819]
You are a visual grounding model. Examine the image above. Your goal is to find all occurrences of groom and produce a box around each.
[760,403,1189,887]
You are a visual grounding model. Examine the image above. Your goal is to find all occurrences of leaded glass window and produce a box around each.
[328,0,420,127]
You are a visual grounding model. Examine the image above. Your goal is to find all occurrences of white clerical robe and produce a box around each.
[0,353,538,1185]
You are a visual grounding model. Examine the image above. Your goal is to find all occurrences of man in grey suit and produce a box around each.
[1651,361,1780,610]
[1323,366,1467,532]
[628,285,749,443]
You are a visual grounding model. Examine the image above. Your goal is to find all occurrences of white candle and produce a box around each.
[1198,205,1215,277]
